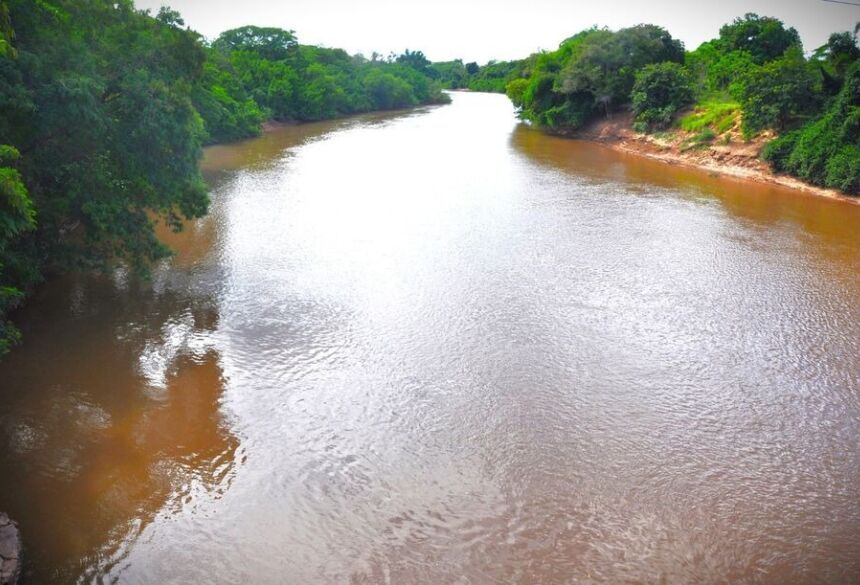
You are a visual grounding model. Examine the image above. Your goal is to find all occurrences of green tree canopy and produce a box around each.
[212,25,297,60]
[631,62,694,131]
[511,25,685,129]
[764,62,860,194]
[0,144,34,355]
[0,0,212,353]
[739,47,822,134]
[718,13,802,64]
[0,2,449,356]
[194,30,448,141]
[397,49,432,73]
[813,31,860,95]
[363,68,416,110]
[431,60,467,89]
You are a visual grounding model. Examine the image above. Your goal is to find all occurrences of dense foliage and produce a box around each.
[631,62,694,131]
[431,58,524,93]
[0,1,447,354]
[717,13,802,65]
[501,13,860,194]
[737,47,822,135]
[763,63,860,193]
[0,4,31,354]
[0,0,211,354]
[506,25,685,131]
[195,31,448,143]
[0,143,32,355]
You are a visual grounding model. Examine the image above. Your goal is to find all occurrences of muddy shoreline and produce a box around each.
[555,113,860,206]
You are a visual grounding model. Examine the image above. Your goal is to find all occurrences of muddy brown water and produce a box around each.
[1,92,859,584]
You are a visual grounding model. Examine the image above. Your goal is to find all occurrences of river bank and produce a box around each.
[3,91,860,583]
[565,112,860,206]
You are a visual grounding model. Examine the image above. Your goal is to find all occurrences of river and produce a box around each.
[1,92,859,584]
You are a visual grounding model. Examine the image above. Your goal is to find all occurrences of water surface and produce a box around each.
[1,92,859,584]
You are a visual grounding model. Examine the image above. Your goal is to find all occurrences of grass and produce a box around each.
[679,128,718,152]
[695,128,717,143]
[680,101,740,134]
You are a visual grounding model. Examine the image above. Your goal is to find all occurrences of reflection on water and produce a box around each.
[1,93,860,584]
[0,271,239,583]
[510,124,860,249]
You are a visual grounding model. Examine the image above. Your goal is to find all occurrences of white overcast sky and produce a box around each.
[136,0,859,64]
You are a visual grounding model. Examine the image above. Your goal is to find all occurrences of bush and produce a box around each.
[825,145,860,192]
[762,131,800,171]
[506,78,529,109]
[696,128,717,143]
[631,62,694,131]
[761,64,860,195]
[680,127,717,151]
[543,96,595,129]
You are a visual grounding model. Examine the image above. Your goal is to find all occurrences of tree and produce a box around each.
[213,26,297,61]
[0,2,452,356]
[0,0,14,58]
[813,31,860,95]
[530,24,686,124]
[739,48,822,135]
[466,59,524,93]
[362,69,416,110]
[506,78,529,109]
[763,62,860,194]
[0,145,34,355]
[194,29,448,139]
[155,6,184,27]
[631,62,694,131]
[296,63,343,120]
[431,60,466,89]
[559,25,684,115]
[825,32,860,65]
[686,41,756,97]
[396,49,437,79]
[718,13,802,64]
[0,0,209,282]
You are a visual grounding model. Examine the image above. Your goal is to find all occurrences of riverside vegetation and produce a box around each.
[0,0,447,354]
[0,4,858,357]
[497,15,860,198]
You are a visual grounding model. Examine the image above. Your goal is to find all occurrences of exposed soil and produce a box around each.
[572,111,860,206]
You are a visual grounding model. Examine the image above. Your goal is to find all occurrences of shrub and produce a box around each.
[506,78,529,109]
[696,128,717,143]
[825,145,860,192]
[761,64,860,195]
[762,131,800,171]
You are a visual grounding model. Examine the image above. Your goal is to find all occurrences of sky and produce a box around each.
[136,0,860,64]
